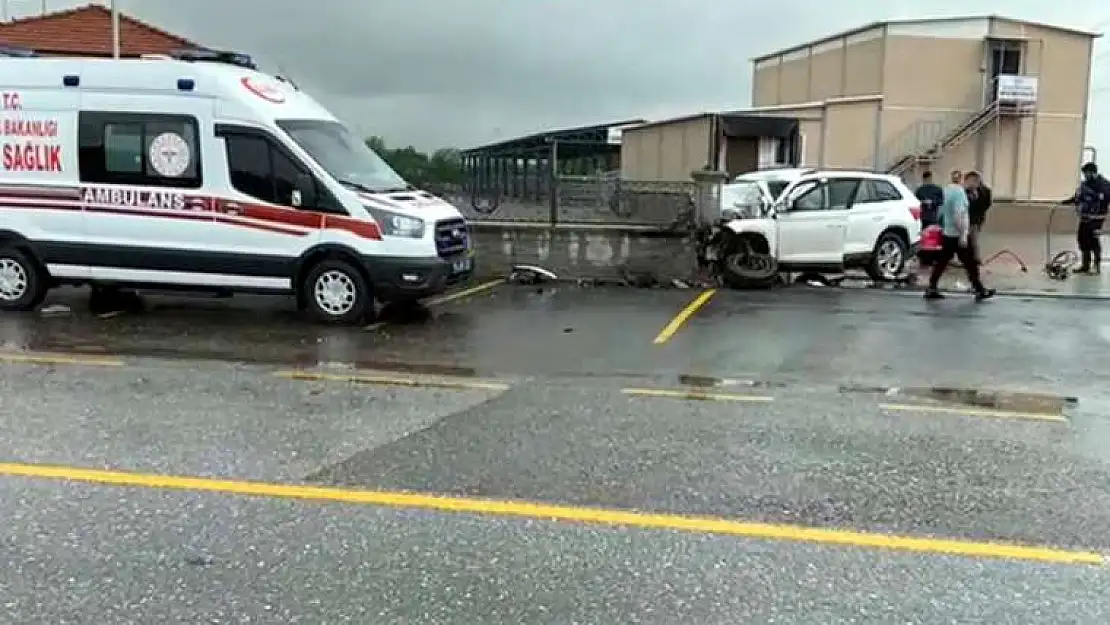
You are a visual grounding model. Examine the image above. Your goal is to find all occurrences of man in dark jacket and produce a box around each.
[915,171,944,227]
[1062,162,1110,274]
[963,171,992,262]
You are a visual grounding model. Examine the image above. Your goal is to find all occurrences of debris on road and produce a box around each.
[509,264,558,285]
[39,304,71,316]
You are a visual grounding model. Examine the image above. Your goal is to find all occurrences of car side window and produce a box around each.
[224,134,273,202]
[854,180,879,204]
[826,179,860,209]
[79,112,202,188]
[272,149,307,207]
[857,179,901,203]
[788,180,825,211]
[872,180,903,201]
[219,127,344,214]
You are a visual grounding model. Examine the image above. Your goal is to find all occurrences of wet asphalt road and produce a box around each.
[2,284,1110,623]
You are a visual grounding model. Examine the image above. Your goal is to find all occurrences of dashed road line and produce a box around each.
[275,369,511,392]
[622,387,774,403]
[423,278,506,306]
[0,460,1101,566]
[880,402,1068,423]
[0,351,124,367]
[652,289,716,344]
[365,278,506,330]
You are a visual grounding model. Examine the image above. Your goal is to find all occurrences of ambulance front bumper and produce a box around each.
[364,253,475,302]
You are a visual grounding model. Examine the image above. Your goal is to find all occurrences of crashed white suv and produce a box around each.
[705,168,922,287]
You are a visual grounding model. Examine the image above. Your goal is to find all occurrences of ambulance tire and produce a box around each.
[301,258,374,325]
[0,245,48,312]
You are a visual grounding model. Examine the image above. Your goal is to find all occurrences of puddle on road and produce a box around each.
[839,384,1078,413]
[676,373,787,390]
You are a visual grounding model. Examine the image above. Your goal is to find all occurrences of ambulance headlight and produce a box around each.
[366,208,425,238]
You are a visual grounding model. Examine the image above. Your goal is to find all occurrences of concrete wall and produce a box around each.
[620,115,713,181]
[823,98,880,168]
[751,26,884,106]
[469,221,697,283]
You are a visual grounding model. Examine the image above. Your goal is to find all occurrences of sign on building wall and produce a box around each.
[996,74,1038,104]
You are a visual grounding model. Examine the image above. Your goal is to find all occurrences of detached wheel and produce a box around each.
[0,246,48,312]
[720,234,778,290]
[301,259,373,325]
[866,231,909,282]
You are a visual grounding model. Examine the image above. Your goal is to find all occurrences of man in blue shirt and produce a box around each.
[923,169,996,301]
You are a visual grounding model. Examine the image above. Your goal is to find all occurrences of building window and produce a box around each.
[79,112,202,188]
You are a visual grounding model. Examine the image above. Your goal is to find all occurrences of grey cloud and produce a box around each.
[27,0,1110,151]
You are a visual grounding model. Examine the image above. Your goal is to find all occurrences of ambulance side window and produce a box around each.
[79,112,202,189]
[219,126,344,214]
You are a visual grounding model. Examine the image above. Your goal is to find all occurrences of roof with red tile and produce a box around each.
[0,3,202,57]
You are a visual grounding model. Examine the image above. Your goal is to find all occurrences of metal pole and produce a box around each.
[548,140,559,225]
[41,0,46,15]
[111,0,120,59]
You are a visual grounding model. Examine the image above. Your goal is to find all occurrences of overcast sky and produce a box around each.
[12,0,1110,155]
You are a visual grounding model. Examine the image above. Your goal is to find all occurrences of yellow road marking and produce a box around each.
[0,351,124,367]
[365,279,506,330]
[622,387,774,403]
[275,369,510,392]
[424,278,506,306]
[880,402,1068,423]
[0,460,1100,566]
[652,289,716,344]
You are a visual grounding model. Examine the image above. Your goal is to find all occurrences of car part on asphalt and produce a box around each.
[1044,204,1080,281]
[509,264,558,285]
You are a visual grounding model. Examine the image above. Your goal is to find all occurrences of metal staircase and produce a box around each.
[886,101,1001,177]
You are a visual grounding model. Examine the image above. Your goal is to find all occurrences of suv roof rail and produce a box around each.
[168,48,257,70]
[806,167,887,173]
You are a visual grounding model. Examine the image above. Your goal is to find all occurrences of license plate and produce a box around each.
[452,257,472,273]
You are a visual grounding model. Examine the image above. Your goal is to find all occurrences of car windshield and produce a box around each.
[276,119,409,193]
[721,181,766,209]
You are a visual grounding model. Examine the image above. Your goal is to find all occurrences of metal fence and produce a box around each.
[432,173,697,226]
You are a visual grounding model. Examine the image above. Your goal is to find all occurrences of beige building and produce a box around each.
[621,15,1098,201]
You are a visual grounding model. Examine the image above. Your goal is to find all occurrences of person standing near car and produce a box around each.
[924,169,996,301]
[1061,162,1110,274]
[915,171,944,228]
[963,170,991,262]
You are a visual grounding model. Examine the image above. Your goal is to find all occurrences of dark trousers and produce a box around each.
[1077,218,1104,269]
[928,236,986,292]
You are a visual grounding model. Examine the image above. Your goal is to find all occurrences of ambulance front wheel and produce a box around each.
[301,258,375,325]
[0,245,48,312]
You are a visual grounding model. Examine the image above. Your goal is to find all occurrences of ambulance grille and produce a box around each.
[434,219,469,257]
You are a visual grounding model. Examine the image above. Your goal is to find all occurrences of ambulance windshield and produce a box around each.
[277,119,409,193]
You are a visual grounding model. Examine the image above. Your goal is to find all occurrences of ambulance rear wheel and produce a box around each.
[0,246,48,312]
[302,259,374,325]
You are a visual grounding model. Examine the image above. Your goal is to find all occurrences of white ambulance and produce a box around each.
[0,49,472,324]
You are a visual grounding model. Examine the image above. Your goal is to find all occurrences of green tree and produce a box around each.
[364,137,464,188]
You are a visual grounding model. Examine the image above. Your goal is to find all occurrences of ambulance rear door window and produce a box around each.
[79,112,202,189]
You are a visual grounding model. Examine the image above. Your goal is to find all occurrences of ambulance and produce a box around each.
[0,49,472,324]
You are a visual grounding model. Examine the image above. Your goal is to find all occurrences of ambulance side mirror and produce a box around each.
[291,173,317,209]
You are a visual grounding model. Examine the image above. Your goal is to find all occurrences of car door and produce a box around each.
[776,177,858,265]
[845,179,901,257]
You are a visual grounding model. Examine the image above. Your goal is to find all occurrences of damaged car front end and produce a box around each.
[695,180,781,289]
